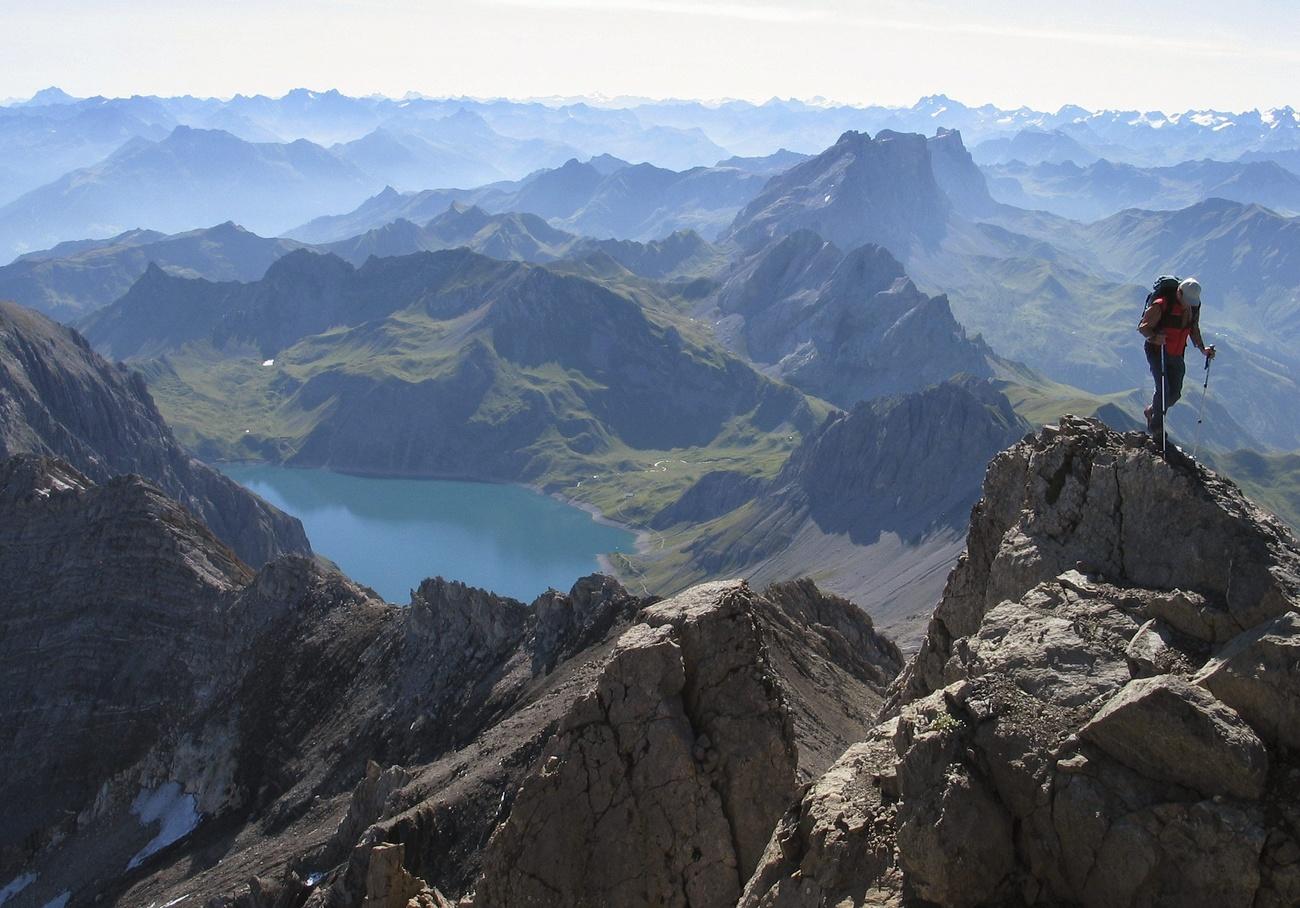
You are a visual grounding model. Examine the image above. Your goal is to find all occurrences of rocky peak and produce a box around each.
[927,127,997,216]
[408,576,531,658]
[470,578,892,907]
[725,127,950,259]
[742,416,1300,908]
[895,415,1300,706]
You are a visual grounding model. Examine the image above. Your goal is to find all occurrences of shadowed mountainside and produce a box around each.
[0,300,308,565]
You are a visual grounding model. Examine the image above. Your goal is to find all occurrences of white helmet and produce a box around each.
[1179,278,1202,307]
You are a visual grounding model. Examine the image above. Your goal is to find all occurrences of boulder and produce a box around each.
[1080,675,1268,800]
[895,762,1014,908]
[1126,618,1198,678]
[737,729,903,908]
[1196,611,1300,750]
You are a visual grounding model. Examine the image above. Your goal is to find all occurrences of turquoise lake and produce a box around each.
[219,465,637,603]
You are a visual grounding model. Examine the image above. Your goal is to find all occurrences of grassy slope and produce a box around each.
[1208,450,1300,532]
[141,269,830,579]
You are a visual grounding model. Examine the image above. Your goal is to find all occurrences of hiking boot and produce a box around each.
[1144,405,1156,433]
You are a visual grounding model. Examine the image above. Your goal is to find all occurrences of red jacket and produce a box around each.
[1145,297,1194,356]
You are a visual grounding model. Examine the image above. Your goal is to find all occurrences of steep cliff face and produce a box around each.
[0,300,309,565]
[0,455,899,908]
[740,417,1300,908]
[926,128,997,218]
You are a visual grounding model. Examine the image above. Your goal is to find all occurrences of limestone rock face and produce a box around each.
[473,581,800,907]
[0,300,309,565]
[741,418,1300,908]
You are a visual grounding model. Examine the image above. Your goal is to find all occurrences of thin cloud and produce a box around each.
[483,0,824,24]
[484,0,1288,62]
[844,15,1251,59]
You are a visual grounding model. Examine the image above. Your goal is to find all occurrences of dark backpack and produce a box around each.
[1139,274,1186,332]
[1146,274,1181,307]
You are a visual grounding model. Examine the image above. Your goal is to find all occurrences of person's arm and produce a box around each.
[1138,301,1165,344]
[1190,317,1217,358]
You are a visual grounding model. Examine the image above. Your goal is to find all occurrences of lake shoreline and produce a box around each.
[214,459,650,595]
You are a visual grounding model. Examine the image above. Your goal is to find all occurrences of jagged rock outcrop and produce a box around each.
[740,417,1300,908]
[471,578,903,908]
[0,300,309,565]
[896,415,1300,701]
[0,455,900,908]
[474,583,792,907]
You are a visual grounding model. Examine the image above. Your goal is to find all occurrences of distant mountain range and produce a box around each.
[0,126,380,259]
[5,86,1299,210]
[8,117,1295,456]
[290,152,782,244]
[330,108,583,190]
[0,208,725,322]
[321,203,726,278]
[985,158,1300,221]
[0,221,307,321]
[971,128,1102,167]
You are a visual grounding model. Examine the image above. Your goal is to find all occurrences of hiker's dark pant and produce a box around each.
[1146,343,1186,429]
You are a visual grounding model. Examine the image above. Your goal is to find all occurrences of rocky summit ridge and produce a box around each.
[4,415,1300,908]
[743,416,1300,908]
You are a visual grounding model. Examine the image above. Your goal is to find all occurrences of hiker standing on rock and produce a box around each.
[1137,276,1216,441]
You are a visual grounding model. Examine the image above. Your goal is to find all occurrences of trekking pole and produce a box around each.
[1160,344,1168,456]
[1191,354,1212,461]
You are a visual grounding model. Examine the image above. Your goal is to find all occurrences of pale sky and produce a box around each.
[2,0,1297,112]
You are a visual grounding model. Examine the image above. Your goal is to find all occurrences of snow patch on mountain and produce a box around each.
[126,783,201,871]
